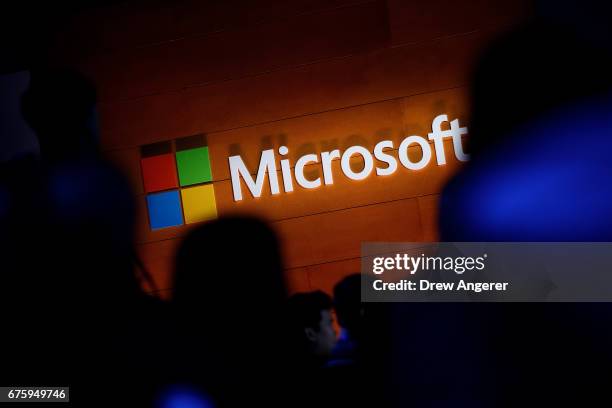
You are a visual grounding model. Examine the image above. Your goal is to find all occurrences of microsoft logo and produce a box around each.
[140,135,217,230]
[139,114,466,229]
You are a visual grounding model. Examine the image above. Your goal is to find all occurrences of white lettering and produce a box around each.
[398,136,432,170]
[373,140,397,176]
[295,154,321,189]
[229,149,279,201]
[341,145,374,181]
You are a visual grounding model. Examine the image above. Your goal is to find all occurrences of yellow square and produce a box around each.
[180,184,217,224]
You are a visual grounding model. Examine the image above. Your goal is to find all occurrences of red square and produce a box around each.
[141,154,179,192]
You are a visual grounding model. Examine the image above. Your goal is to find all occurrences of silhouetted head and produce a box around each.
[45,161,139,303]
[286,291,337,359]
[468,20,612,156]
[440,14,612,241]
[333,274,363,338]
[21,68,99,161]
[174,216,286,332]
[172,217,290,408]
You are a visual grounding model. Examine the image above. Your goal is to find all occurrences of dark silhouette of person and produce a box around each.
[21,68,99,162]
[286,290,337,369]
[431,5,612,406]
[171,216,290,407]
[327,274,362,368]
[467,18,612,158]
[316,274,393,408]
[0,68,168,406]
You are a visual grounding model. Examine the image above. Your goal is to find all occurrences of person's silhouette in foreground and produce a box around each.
[327,274,362,368]
[1,68,166,406]
[434,8,612,406]
[286,290,337,369]
[310,274,393,408]
[172,217,290,407]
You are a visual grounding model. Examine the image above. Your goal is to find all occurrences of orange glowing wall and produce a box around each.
[49,0,533,297]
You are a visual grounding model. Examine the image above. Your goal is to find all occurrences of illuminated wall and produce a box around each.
[50,0,532,297]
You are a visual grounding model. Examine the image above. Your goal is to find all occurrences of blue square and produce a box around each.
[146,190,183,230]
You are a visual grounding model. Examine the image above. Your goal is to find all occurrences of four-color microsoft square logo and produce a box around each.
[140,135,217,230]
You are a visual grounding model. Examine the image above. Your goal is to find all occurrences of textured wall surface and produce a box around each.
[50,0,532,297]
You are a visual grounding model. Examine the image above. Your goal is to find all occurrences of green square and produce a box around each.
[175,146,212,186]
